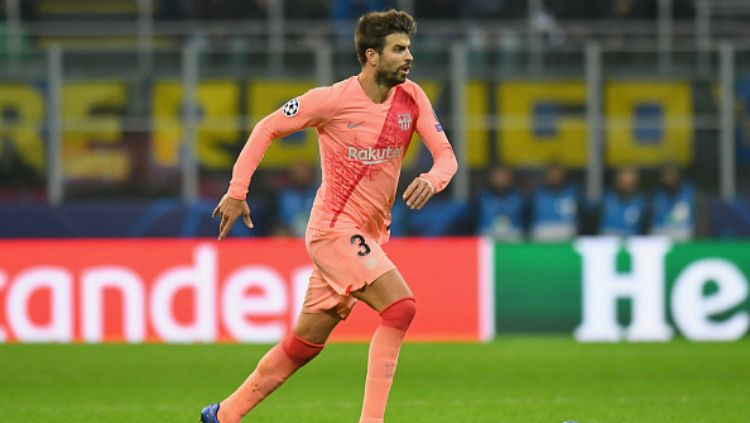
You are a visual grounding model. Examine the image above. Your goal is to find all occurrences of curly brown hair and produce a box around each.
[354,10,417,66]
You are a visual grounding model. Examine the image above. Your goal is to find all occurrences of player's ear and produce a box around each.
[365,48,379,66]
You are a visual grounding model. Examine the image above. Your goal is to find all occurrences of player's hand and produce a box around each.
[402,177,435,210]
[212,194,253,240]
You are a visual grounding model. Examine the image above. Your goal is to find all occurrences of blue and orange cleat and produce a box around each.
[199,403,221,423]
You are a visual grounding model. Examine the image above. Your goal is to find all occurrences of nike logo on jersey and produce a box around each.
[347,121,365,129]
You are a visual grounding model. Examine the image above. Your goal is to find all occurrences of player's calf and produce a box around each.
[212,333,325,423]
[359,297,417,423]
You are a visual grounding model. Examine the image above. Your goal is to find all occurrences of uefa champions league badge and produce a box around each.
[432,110,443,132]
[282,98,299,117]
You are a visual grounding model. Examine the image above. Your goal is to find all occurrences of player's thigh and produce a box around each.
[351,268,413,313]
[292,308,342,345]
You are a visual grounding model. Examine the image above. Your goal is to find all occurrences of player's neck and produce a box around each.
[357,71,392,104]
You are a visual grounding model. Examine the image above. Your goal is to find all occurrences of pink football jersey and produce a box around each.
[228,76,457,242]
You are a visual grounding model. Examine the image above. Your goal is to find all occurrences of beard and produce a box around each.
[375,65,407,87]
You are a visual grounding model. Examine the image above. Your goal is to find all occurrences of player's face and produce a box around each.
[375,33,413,87]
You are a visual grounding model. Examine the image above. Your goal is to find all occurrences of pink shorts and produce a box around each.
[302,226,396,319]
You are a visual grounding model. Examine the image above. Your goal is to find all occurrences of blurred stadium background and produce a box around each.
[1,1,750,422]
[0,0,749,239]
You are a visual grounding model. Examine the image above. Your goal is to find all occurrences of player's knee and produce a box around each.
[281,333,325,366]
[380,297,416,331]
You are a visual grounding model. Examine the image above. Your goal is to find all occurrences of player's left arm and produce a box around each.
[402,85,458,210]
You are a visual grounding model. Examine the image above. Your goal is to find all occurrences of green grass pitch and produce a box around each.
[1,337,748,422]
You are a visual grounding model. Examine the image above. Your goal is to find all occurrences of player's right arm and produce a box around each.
[214,86,337,240]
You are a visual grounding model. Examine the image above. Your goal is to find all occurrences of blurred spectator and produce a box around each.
[530,163,579,242]
[650,165,694,241]
[274,161,318,237]
[474,165,525,242]
[600,166,646,236]
[409,198,471,236]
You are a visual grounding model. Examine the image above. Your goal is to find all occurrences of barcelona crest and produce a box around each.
[397,112,412,131]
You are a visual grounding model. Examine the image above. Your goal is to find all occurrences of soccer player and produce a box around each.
[201,9,457,423]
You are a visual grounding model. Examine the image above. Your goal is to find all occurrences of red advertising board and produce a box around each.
[0,238,489,343]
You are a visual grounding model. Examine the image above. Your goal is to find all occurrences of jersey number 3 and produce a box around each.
[350,234,371,257]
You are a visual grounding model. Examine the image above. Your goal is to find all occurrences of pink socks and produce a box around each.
[218,333,324,423]
[359,298,417,423]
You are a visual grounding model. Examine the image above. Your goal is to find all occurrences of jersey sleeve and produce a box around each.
[412,84,458,193]
[227,86,338,200]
